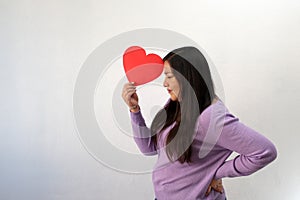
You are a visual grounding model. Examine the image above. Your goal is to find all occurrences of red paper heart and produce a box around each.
[123,46,164,86]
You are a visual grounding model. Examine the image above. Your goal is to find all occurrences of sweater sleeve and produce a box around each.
[130,110,157,156]
[213,113,277,179]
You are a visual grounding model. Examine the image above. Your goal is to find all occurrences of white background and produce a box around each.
[1,0,300,199]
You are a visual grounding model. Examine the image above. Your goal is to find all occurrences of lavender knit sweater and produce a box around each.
[130,99,277,200]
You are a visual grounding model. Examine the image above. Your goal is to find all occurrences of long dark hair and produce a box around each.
[150,46,216,163]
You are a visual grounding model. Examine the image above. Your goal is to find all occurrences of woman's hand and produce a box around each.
[122,82,139,112]
[205,179,224,196]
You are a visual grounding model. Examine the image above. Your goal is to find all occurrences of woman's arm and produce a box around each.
[130,108,157,156]
[214,113,277,179]
[122,82,157,156]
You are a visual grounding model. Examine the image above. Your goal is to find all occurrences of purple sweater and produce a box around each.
[130,99,277,200]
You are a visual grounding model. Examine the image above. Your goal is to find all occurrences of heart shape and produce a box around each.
[123,46,164,86]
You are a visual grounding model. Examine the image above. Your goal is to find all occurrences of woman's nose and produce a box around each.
[163,78,168,87]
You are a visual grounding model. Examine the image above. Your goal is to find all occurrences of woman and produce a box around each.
[122,46,277,200]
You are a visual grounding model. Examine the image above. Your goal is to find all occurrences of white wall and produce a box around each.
[1,0,300,199]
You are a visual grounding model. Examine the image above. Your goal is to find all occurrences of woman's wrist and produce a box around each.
[129,105,140,113]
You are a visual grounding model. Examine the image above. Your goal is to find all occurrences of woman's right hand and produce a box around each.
[122,82,139,112]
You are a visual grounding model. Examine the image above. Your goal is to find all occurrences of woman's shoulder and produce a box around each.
[196,97,235,130]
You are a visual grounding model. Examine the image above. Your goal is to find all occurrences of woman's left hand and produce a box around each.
[205,179,224,196]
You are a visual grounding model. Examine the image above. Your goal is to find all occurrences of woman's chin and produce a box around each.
[170,94,178,101]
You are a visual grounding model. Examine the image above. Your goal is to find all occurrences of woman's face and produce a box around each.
[163,61,181,101]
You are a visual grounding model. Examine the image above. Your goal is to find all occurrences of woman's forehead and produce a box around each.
[164,62,172,73]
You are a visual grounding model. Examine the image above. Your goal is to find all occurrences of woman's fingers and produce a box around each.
[123,82,135,90]
[122,83,136,97]
[122,87,136,98]
[205,179,223,196]
[214,184,224,193]
[122,83,136,94]
[125,89,137,102]
[212,179,223,193]
[124,88,136,96]
[121,82,138,107]
[123,85,136,92]
[205,185,212,196]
